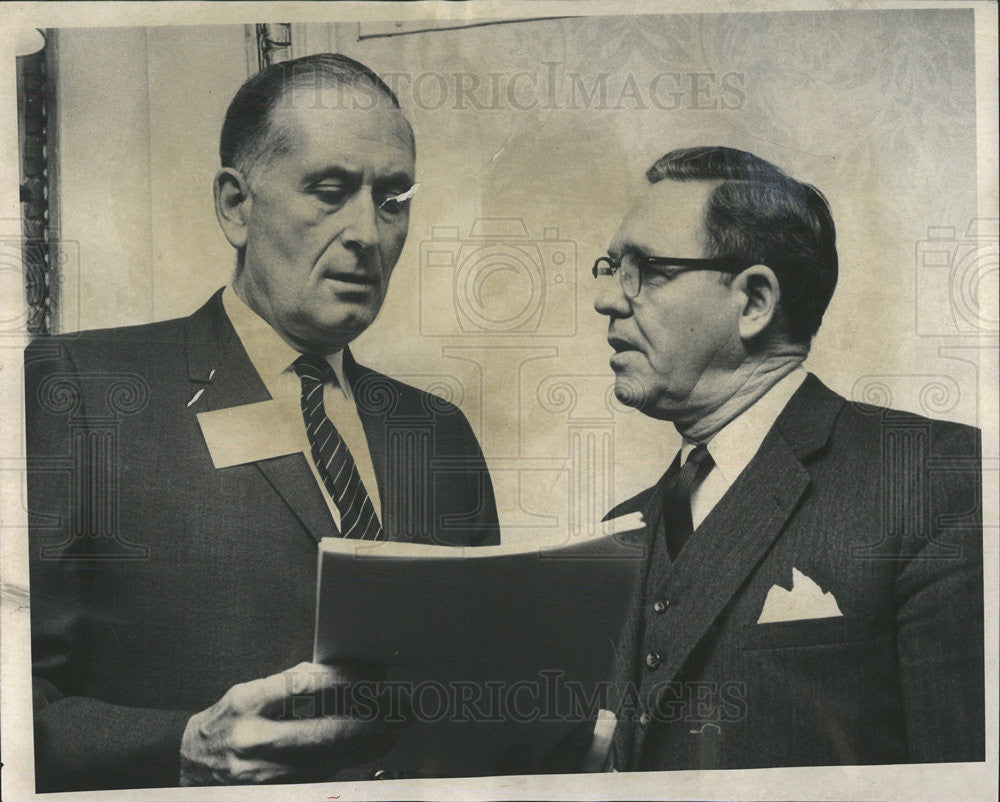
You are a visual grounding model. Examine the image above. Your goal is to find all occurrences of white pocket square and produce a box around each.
[757,567,843,624]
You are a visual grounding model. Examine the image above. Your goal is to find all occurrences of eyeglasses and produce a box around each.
[592,252,750,298]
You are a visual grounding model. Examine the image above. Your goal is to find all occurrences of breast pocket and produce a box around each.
[742,614,884,650]
[737,613,903,765]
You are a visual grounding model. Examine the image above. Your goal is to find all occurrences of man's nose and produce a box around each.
[340,190,379,253]
[593,278,632,318]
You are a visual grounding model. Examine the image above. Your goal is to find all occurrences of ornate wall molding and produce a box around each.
[248,23,293,72]
[17,31,55,336]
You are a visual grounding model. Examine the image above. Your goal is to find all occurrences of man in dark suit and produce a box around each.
[26,53,499,791]
[592,146,984,770]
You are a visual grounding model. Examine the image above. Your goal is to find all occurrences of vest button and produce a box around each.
[653,598,669,614]
[645,651,662,670]
[639,712,652,726]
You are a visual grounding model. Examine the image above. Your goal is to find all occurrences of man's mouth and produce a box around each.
[324,271,379,288]
[608,335,638,354]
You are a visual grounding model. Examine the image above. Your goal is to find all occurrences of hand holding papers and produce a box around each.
[313,514,646,777]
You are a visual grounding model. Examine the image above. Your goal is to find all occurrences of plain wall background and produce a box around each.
[51,11,988,539]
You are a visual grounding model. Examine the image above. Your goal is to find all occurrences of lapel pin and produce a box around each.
[187,366,218,408]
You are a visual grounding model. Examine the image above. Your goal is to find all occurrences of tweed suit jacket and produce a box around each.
[604,374,984,771]
[25,289,500,791]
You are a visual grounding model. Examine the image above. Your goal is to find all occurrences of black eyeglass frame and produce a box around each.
[592,253,752,298]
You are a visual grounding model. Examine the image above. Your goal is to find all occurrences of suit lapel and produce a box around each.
[343,349,393,525]
[254,457,340,543]
[655,433,810,679]
[184,290,337,544]
[619,374,844,767]
[660,375,843,681]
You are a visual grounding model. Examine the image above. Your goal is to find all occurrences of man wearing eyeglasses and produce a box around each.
[592,146,984,770]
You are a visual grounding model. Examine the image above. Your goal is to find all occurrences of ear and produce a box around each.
[213,168,252,250]
[732,264,781,341]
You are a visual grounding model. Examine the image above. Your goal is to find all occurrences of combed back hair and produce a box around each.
[220,53,405,184]
[646,146,838,343]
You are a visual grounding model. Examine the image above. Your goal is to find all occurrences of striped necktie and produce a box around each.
[293,354,383,540]
[661,444,714,560]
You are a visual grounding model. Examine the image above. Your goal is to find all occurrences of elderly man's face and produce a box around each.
[594,179,745,420]
[236,86,415,352]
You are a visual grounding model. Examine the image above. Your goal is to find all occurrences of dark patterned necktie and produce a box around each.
[294,354,383,540]
[661,444,715,560]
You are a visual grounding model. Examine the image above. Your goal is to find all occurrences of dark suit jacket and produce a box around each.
[25,289,500,791]
[604,374,984,770]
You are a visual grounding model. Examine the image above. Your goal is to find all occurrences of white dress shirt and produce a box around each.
[681,368,807,530]
[222,287,382,530]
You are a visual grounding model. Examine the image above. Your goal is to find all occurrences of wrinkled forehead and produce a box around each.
[610,179,721,258]
[272,84,415,159]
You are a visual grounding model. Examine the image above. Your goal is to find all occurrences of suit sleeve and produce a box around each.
[893,423,985,763]
[25,341,193,791]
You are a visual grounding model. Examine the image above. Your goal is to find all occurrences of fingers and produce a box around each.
[227,662,373,717]
[183,709,393,784]
[184,754,304,786]
[182,662,396,785]
[583,709,617,772]
[231,716,394,768]
[538,709,619,774]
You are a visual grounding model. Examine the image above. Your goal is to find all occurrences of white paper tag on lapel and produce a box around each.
[197,400,304,469]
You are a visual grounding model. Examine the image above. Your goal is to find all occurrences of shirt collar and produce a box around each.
[222,286,352,399]
[680,367,807,485]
